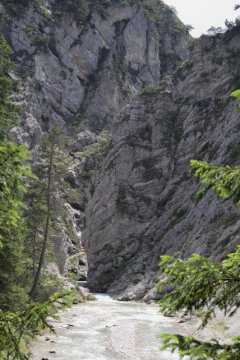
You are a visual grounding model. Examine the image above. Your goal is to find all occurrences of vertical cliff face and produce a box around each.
[4,2,240,295]
[5,0,189,145]
[5,2,240,297]
[1,0,190,277]
[82,28,240,300]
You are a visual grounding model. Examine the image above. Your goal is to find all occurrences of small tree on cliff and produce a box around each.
[29,126,69,298]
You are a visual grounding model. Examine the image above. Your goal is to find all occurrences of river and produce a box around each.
[30,293,182,360]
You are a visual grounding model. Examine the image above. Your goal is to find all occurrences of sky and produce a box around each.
[163,0,239,37]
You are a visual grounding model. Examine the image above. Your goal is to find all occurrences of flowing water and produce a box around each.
[30,293,182,360]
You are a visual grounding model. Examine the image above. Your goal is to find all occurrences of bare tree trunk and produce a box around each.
[29,143,54,298]
[32,229,37,277]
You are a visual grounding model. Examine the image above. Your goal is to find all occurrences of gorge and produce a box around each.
[1,0,192,296]
[0,0,240,360]
[0,1,240,358]
[2,0,239,299]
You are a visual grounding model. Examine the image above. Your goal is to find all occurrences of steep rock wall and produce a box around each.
[4,0,189,144]
[83,28,240,300]
[0,0,190,277]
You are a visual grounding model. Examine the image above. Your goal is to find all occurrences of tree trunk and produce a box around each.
[32,229,37,277]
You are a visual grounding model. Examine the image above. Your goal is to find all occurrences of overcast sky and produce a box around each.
[163,0,239,37]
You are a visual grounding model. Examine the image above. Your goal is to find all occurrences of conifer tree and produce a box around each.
[29,126,69,298]
[0,35,19,137]
[0,35,35,309]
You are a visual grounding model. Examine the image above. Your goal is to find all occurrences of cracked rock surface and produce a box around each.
[83,28,240,299]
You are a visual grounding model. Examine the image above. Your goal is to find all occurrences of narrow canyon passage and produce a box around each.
[30,294,181,360]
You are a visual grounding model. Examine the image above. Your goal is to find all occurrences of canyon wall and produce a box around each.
[1,0,189,278]
[2,0,240,299]
[83,27,240,300]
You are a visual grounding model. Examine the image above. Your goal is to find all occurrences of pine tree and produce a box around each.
[0,35,35,309]
[0,142,36,309]
[0,35,19,138]
[29,126,70,298]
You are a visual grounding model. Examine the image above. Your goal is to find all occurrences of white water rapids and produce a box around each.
[30,293,182,360]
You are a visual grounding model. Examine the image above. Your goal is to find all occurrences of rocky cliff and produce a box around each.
[83,27,240,300]
[5,0,189,143]
[2,0,239,300]
[1,0,190,279]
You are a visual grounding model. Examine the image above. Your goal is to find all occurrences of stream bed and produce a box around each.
[30,294,182,360]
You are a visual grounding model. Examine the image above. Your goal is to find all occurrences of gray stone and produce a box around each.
[83,28,240,299]
[2,0,192,293]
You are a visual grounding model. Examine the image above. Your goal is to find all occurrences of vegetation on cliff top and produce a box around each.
[3,0,188,34]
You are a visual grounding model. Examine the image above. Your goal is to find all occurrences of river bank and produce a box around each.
[29,294,182,360]
[29,292,239,360]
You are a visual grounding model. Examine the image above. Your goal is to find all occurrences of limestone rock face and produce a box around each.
[82,28,240,299]
[7,1,189,143]
[3,0,190,278]
[8,2,240,301]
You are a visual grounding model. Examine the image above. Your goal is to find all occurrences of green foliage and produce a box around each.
[231,89,240,111]
[0,291,74,360]
[33,272,64,302]
[0,141,36,309]
[0,35,34,308]
[159,333,240,360]
[231,89,240,100]
[31,33,49,51]
[157,157,240,358]
[157,249,240,326]
[3,0,50,19]
[190,160,240,203]
[0,142,34,246]
[0,36,19,137]
[157,239,240,359]
[28,126,71,298]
